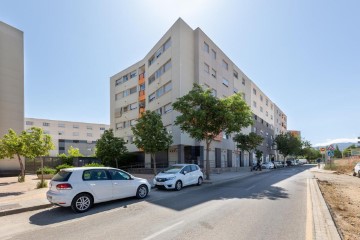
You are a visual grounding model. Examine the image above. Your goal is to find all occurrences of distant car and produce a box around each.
[274,161,284,168]
[353,162,360,177]
[298,158,308,164]
[261,162,274,169]
[46,167,151,213]
[154,164,203,191]
[286,160,293,166]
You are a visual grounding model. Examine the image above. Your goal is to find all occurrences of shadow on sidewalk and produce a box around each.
[0,192,24,197]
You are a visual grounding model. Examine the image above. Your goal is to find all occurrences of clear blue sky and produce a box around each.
[1,0,359,146]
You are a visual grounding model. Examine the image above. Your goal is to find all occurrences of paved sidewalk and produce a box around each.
[0,167,259,217]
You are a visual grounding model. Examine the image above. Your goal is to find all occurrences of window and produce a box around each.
[260,106,263,112]
[148,38,171,66]
[242,78,246,85]
[164,81,172,92]
[130,119,136,126]
[233,88,238,93]
[73,132,79,136]
[233,70,238,79]
[211,49,216,59]
[211,89,217,97]
[116,123,123,130]
[100,127,105,130]
[253,101,257,108]
[109,169,131,180]
[164,60,172,72]
[148,57,155,66]
[155,108,163,115]
[83,169,109,181]
[115,92,122,100]
[266,111,268,117]
[222,60,228,70]
[260,95,263,101]
[149,93,156,102]
[128,136,133,143]
[204,63,209,73]
[163,38,171,51]
[58,131,64,136]
[123,75,128,83]
[242,93,246,99]
[204,42,209,53]
[115,78,123,86]
[155,47,162,58]
[129,86,137,94]
[86,126,92,130]
[254,127,257,132]
[211,69,216,78]
[254,114,258,120]
[222,78,229,87]
[271,104,273,110]
[43,122,50,127]
[123,106,129,113]
[26,121,33,125]
[87,133,93,137]
[253,88,257,95]
[73,124,79,129]
[44,130,50,134]
[149,60,172,85]
[156,86,164,98]
[165,125,172,134]
[164,103,172,113]
[148,75,155,85]
[130,70,137,79]
[266,99,269,106]
[130,103,137,110]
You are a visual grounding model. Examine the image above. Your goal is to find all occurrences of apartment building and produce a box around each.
[110,18,287,169]
[25,118,109,157]
[0,22,24,176]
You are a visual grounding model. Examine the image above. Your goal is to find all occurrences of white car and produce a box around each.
[353,162,360,177]
[154,164,203,191]
[261,162,274,169]
[46,167,151,213]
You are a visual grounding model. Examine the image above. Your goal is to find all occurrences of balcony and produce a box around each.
[138,73,145,85]
[139,107,145,118]
[138,90,145,101]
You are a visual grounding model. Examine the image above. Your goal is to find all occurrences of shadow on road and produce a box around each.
[0,192,24,197]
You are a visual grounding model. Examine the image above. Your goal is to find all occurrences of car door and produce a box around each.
[82,169,113,202]
[109,169,137,199]
[181,165,192,186]
[190,165,198,184]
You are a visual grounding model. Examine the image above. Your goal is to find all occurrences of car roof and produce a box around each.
[60,167,119,172]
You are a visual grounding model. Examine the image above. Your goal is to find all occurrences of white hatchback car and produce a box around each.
[353,162,360,177]
[46,167,151,213]
[154,164,203,191]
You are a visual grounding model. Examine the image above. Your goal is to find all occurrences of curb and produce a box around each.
[0,203,53,217]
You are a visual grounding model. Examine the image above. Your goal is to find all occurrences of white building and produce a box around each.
[110,18,287,169]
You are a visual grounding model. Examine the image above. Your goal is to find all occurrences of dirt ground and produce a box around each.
[315,158,360,240]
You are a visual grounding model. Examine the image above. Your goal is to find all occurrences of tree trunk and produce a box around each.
[205,140,211,180]
[115,158,119,168]
[152,153,157,176]
[17,153,25,182]
[248,151,252,167]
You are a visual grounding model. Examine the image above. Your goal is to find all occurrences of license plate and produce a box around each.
[156,182,164,186]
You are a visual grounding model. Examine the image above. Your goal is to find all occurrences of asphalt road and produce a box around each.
[1,165,314,240]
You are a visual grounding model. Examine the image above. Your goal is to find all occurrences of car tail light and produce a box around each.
[56,183,72,190]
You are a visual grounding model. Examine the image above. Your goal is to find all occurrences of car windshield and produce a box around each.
[162,165,183,174]
[52,170,72,182]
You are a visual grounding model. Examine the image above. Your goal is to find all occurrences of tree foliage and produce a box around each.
[233,132,263,166]
[173,84,253,179]
[334,145,342,158]
[95,129,127,168]
[0,127,54,182]
[132,110,173,175]
[274,132,302,160]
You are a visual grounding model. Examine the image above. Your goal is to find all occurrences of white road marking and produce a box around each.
[143,221,184,240]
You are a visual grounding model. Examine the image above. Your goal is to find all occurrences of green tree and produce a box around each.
[343,144,356,157]
[274,132,302,162]
[233,132,264,166]
[0,127,54,182]
[334,145,342,158]
[132,111,173,175]
[255,149,263,163]
[95,129,127,168]
[67,146,84,157]
[173,84,253,180]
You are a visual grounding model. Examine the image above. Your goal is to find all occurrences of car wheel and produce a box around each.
[197,177,203,186]
[136,184,148,199]
[71,193,93,213]
[175,180,182,191]
[353,172,357,176]
[358,171,360,178]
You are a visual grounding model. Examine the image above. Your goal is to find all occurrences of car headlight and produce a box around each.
[166,176,176,181]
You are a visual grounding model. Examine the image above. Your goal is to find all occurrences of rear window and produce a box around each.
[52,170,72,182]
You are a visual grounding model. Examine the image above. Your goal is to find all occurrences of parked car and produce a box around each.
[261,162,274,169]
[298,158,308,164]
[286,160,293,166]
[274,161,284,168]
[153,164,203,191]
[46,167,151,213]
[353,162,360,177]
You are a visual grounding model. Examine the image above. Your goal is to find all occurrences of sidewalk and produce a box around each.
[0,167,258,217]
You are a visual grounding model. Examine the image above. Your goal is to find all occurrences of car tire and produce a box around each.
[358,171,360,178]
[175,180,182,191]
[136,184,149,199]
[353,172,357,177]
[71,193,93,213]
[197,177,203,186]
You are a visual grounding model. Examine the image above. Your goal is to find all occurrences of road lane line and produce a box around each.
[143,221,184,240]
[306,178,313,240]
[246,185,256,191]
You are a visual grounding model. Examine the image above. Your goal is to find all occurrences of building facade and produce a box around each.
[0,22,24,176]
[25,118,109,157]
[110,18,287,169]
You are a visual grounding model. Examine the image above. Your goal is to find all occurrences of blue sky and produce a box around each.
[1,0,359,146]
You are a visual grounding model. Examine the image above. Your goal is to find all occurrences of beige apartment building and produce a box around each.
[110,18,287,169]
[0,22,24,176]
[25,118,109,157]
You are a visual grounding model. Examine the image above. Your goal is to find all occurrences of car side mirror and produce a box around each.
[183,171,187,175]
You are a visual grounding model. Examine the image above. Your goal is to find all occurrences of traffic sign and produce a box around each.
[327,150,334,157]
[320,148,326,154]
[327,145,335,151]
